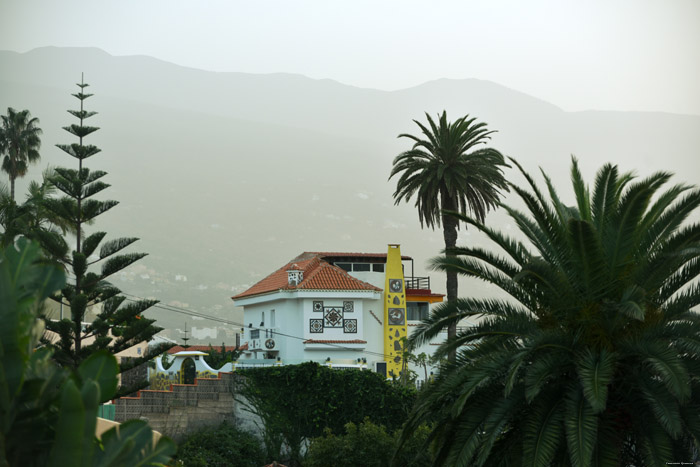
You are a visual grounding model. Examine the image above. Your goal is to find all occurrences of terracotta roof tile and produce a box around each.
[302,339,368,344]
[232,253,381,300]
[167,345,245,354]
[301,251,412,260]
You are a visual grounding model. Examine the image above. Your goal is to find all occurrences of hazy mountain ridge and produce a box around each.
[1,47,699,343]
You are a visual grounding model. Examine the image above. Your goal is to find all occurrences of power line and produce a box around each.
[121,292,395,360]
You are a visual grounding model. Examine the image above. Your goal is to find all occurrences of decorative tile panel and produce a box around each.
[343,319,357,333]
[310,319,323,333]
[389,279,403,293]
[388,308,405,325]
[324,307,344,327]
[309,300,360,333]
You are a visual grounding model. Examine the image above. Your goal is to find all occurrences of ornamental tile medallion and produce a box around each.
[310,319,323,333]
[343,319,357,333]
[324,307,344,328]
[389,279,403,293]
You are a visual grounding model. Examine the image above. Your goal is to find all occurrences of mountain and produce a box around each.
[1,47,699,343]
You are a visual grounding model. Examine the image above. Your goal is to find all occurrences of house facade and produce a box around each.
[231,244,444,381]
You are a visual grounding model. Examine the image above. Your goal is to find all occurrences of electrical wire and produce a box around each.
[120,292,397,360]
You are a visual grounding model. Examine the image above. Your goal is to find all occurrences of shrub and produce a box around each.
[305,419,432,467]
[176,423,265,467]
[238,362,416,465]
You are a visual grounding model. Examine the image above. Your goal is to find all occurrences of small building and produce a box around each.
[231,245,444,381]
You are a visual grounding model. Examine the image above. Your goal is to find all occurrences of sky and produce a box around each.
[1,0,699,115]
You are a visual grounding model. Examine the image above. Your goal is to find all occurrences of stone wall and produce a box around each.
[114,371,247,440]
[119,357,148,396]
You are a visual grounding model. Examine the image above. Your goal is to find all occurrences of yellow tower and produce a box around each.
[383,244,407,378]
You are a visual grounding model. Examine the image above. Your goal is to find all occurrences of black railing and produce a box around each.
[405,276,430,290]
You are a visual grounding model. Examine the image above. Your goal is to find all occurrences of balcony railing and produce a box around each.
[405,276,430,291]
[250,328,278,340]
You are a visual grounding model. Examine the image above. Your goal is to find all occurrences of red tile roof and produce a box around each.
[232,253,382,300]
[167,344,246,354]
[303,339,368,344]
[302,252,412,261]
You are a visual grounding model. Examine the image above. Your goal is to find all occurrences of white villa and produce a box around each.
[231,245,445,381]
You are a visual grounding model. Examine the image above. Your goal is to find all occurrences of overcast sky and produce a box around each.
[1,0,699,115]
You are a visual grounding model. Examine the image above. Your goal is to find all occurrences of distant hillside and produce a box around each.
[1,47,699,343]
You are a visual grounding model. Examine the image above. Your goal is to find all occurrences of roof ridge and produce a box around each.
[303,260,381,291]
[232,252,382,300]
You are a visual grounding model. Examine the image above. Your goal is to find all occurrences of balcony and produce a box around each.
[405,276,430,291]
[405,276,444,303]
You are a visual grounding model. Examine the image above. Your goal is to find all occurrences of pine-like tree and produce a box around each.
[41,76,172,395]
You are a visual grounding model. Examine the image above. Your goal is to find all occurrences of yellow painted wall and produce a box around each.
[383,245,407,378]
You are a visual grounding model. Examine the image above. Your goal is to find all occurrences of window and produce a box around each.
[271,310,276,328]
[407,302,429,321]
[372,263,385,272]
[336,262,352,271]
[353,263,370,272]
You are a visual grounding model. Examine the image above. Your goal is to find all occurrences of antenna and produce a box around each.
[182,322,191,348]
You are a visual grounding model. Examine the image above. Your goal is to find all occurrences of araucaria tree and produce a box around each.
[0,107,42,201]
[41,77,170,394]
[402,158,700,466]
[390,111,509,360]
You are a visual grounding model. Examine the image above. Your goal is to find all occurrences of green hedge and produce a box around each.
[305,418,432,467]
[176,423,265,467]
[239,362,416,464]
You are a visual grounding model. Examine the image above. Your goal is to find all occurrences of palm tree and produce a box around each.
[389,111,509,360]
[399,157,700,466]
[0,168,74,247]
[0,108,42,202]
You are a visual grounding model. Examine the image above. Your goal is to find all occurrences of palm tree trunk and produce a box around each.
[441,190,458,362]
[9,175,14,202]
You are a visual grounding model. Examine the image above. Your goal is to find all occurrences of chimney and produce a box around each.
[287,263,303,286]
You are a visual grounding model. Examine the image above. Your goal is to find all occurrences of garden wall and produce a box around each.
[114,371,260,440]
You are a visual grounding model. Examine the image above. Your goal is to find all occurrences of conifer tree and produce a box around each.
[41,76,171,395]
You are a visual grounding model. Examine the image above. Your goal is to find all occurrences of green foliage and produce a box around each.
[0,107,42,201]
[305,419,432,467]
[238,362,416,465]
[0,239,175,466]
[402,157,700,465]
[390,111,510,361]
[203,342,241,369]
[175,423,265,467]
[0,168,75,248]
[389,111,509,230]
[38,77,172,393]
